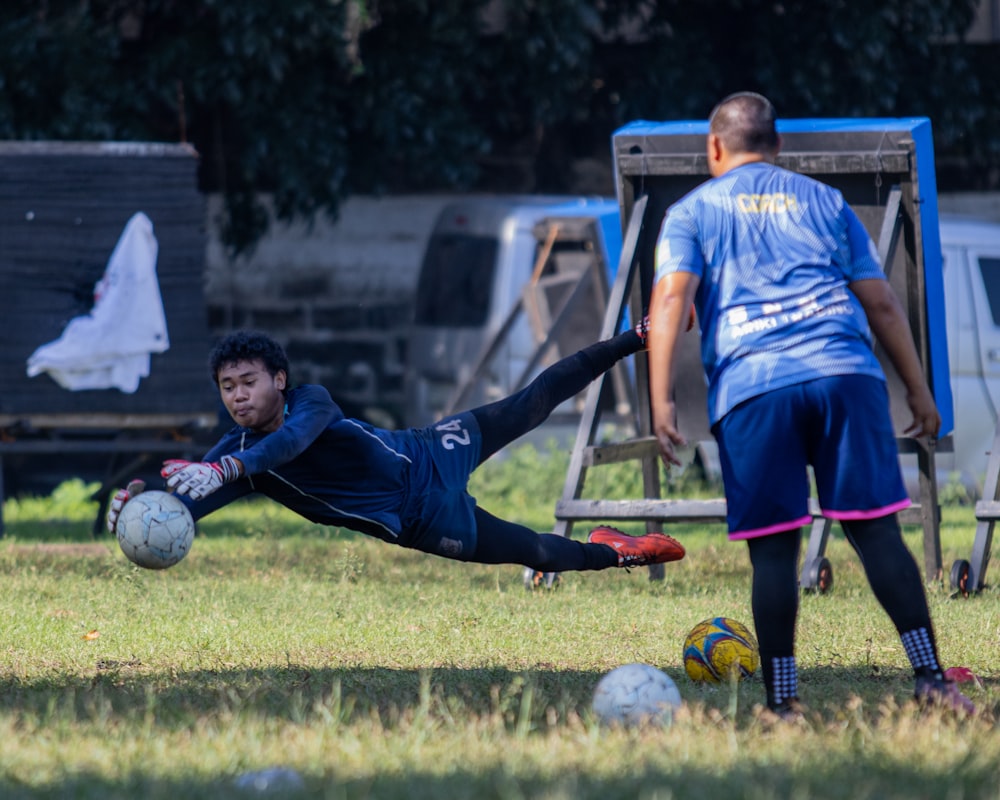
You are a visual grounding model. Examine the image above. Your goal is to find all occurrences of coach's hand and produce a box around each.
[652,399,686,469]
[106,479,146,534]
[162,456,242,500]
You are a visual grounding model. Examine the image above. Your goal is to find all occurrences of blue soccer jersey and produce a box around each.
[177,385,483,559]
[654,161,889,424]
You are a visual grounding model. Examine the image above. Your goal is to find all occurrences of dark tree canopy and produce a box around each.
[1,1,994,254]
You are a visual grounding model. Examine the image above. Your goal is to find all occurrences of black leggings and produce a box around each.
[747,515,935,659]
[840,516,934,635]
[471,331,640,464]
[470,507,613,570]
[466,330,642,570]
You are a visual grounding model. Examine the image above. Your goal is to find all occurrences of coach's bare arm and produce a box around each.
[648,271,701,468]
[850,277,940,439]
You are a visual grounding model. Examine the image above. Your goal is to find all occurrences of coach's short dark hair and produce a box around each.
[709,91,779,155]
[209,330,290,386]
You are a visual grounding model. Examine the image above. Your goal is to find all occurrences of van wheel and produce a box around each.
[803,557,833,594]
[950,559,972,597]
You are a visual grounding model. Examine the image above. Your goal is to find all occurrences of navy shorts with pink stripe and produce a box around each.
[713,374,911,540]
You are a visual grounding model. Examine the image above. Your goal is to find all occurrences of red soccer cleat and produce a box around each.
[587,525,686,567]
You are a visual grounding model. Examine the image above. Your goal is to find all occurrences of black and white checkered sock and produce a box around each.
[901,627,941,673]
[768,656,798,707]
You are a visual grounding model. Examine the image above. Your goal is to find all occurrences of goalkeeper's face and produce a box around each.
[217,358,288,432]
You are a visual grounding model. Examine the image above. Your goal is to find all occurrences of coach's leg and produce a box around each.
[840,515,975,712]
[471,330,643,464]
[746,529,802,711]
[840,516,942,671]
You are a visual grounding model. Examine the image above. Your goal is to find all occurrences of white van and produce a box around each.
[938,214,1000,491]
[404,196,623,427]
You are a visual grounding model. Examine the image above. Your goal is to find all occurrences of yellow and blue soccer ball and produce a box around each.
[683,617,759,683]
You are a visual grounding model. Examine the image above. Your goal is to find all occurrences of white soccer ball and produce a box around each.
[115,490,195,570]
[592,663,682,728]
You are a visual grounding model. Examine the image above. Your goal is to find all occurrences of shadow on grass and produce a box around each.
[1,749,998,800]
[0,663,994,728]
[0,666,995,799]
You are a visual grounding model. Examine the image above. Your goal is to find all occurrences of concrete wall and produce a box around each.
[204,194,456,425]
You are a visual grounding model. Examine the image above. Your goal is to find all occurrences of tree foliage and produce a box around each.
[0,0,995,254]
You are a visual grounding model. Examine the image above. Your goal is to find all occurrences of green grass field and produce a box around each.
[1,448,998,799]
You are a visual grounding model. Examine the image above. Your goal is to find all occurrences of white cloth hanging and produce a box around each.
[26,211,169,393]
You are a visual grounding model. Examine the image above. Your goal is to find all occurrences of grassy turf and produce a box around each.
[0,452,997,799]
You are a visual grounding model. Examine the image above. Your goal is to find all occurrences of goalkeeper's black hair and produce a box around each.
[209,330,291,388]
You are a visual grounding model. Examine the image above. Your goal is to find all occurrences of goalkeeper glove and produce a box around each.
[161,455,241,500]
[106,479,146,534]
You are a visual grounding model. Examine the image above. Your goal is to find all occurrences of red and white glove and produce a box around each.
[162,455,241,500]
[106,479,146,534]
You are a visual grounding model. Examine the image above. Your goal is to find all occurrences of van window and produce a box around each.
[414,234,498,326]
[978,256,1000,325]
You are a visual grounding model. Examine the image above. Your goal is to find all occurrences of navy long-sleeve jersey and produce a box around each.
[179,384,482,557]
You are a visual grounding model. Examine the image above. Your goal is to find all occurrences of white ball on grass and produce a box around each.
[592,662,682,728]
